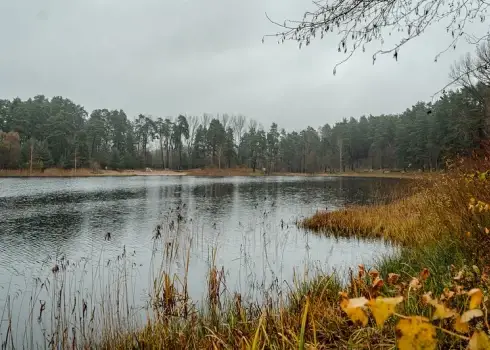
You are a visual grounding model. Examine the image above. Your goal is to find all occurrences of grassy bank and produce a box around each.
[121,168,489,349]
[94,166,488,348]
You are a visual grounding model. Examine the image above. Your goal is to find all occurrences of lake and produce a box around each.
[0,175,403,348]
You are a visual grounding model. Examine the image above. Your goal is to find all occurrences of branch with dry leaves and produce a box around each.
[264,0,490,75]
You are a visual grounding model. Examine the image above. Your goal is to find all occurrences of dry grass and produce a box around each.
[302,190,439,246]
[302,169,490,248]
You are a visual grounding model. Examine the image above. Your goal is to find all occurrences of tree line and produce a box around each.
[1,45,490,173]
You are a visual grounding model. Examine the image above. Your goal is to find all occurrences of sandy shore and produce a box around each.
[0,168,187,177]
[0,168,433,179]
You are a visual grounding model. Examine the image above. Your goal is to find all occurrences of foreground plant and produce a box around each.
[340,264,490,350]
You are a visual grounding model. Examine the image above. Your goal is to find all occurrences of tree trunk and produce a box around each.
[160,137,165,169]
[179,146,182,170]
[74,147,77,174]
[29,141,33,176]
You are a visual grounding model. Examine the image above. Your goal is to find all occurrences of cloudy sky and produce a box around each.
[0,0,485,130]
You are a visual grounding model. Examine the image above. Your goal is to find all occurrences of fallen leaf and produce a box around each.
[429,300,456,320]
[455,285,465,295]
[442,288,455,301]
[422,292,433,305]
[468,288,483,309]
[367,296,403,326]
[454,270,464,281]
[396,316,436,350]
[468,330,490,350]
[340,297,368,326]
[453,315,470,334]
[460,309,484,323]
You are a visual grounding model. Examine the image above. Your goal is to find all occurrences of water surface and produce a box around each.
[0,175,403,347]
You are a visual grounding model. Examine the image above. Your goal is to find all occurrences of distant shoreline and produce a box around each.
[0,168,432,180]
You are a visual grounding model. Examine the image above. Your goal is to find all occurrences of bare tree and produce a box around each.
[265,0,490,74]
[221,113,230,130]
[233,114,246,145]
[187,115,200,166]
[450,40,490,135]
[201,113,211,130]
[248,119,258,132]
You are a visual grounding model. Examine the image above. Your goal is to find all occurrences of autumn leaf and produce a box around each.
[422,292,433,305]
[396,316,437,350]
[453,315,470,334]
[429,300,456,320]
[441,287,455,301]
[340,297,368,326]
[372,277,384,290]
[409,278,422,290]
[419,268,430,281]
[367,296,403,326]
[460,309,483,323]
[468,288,483,309]
[468,330,490,350]
[387,273,400,285]
[369,269,379,280]
[358,264,365,278]
[454,270,464,281]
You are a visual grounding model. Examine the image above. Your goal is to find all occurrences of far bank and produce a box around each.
[0,167,435,180]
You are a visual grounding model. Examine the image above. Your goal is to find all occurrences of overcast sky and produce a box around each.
[0,0,485,130]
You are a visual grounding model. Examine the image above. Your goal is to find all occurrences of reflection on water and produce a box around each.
[0,175,404,347]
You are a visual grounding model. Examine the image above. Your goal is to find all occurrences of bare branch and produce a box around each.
[265,0,490,72]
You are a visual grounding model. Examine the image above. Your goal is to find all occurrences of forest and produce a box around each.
[1,46,489,174]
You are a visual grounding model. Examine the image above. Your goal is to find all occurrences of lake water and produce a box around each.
[0,175,403,348]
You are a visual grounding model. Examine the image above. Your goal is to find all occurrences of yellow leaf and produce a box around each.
[468,288,483,309]
[340,297,368,326]
[428,300,456,320]
[468,331,490,350]
[396,316,437,350]
[460,309,484,323]
[367,296,403,326]
[341,297,368,308]
[453,315,470,334]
